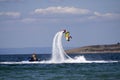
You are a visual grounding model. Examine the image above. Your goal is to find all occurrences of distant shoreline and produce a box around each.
[66,43,120,54]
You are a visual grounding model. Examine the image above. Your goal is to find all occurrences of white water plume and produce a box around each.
[51,31,72,63]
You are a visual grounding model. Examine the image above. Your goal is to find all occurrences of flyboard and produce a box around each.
[0,30,119,64]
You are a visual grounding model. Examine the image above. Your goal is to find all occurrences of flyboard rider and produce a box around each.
[63,29,72,41]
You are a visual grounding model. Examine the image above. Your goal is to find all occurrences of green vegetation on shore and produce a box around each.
[66,43,120,54]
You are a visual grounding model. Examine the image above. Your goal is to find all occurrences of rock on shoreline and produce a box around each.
[66,43,120,54]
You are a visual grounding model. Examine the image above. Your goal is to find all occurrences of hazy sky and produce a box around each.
[0,0,120,48]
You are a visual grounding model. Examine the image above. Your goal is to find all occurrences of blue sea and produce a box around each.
[0,53,120,80]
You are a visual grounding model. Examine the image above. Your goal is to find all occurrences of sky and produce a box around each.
[0,0,120,48]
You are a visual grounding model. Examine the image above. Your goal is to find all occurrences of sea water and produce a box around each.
[0,31,120,80]
[0,54,120,80]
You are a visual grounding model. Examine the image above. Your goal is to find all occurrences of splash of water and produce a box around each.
[51,31,72,63]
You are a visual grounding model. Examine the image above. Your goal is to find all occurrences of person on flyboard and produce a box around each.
[63,29,72,41]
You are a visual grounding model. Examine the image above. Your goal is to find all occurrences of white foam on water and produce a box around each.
[0,59,118,64]
[63,56,118,63]
[0,31,119,64]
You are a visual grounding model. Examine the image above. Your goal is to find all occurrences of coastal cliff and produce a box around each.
[66,43,120,54]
